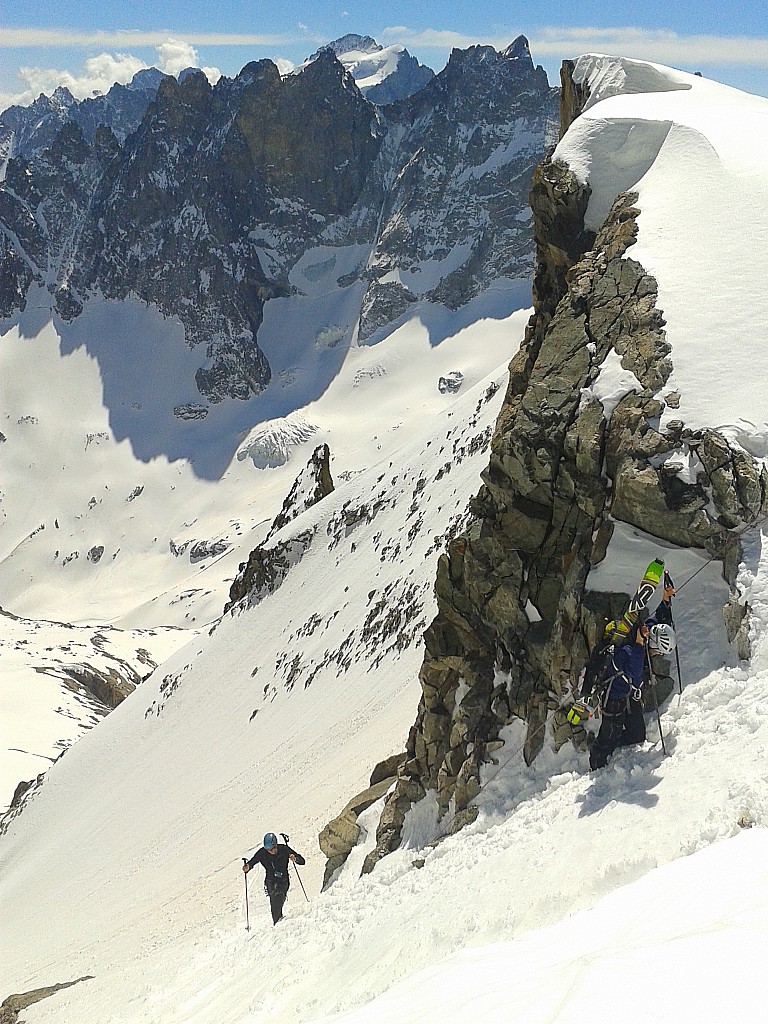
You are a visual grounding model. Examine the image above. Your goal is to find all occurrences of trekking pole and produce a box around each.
[646,649,667,756]
[280,832,309,902]
[293,863,309,902]
[673,646,683,701]
[663,571,683,700]
[242,859,250,931]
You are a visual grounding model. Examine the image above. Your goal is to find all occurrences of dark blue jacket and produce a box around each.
[605,599,673,701]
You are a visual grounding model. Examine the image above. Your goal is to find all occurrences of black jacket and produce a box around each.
[247,843,305,885]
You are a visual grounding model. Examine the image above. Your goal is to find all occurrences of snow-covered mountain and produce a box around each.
[1,50,768,1024]
[0,36,557,809]
[0,37,557,415]
[300,34,435,104]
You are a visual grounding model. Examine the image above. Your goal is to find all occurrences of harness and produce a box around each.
[566,651,632,725]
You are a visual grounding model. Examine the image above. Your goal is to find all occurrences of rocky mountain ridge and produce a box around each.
[0,36,557,434]
[0,69,167,168]
[322,59,768,878]
[301,34,435,104]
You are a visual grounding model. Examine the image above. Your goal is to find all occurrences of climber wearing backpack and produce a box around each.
[243,832,305,924]
[587,582,677,771]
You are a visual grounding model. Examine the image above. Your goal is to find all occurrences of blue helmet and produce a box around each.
[263,832,278,850]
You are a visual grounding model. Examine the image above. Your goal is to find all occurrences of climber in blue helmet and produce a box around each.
[243,832,306,924]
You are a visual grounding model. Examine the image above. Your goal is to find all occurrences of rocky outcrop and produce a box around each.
[559,59,591,138]
[0,977,93,1024]
[226,444,334,611]
[58,664,139,709]
[319,752,405,888]
[267,443,334,540]
[358,66,768,871]
[225,531,315,612]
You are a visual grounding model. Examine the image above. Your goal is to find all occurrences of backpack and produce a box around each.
[567,637,616,725]
[581,637,615,704]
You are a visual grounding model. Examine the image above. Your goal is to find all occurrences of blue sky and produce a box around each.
[3,0,768,109]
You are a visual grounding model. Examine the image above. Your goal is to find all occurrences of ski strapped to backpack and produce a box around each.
[567,557,665,725]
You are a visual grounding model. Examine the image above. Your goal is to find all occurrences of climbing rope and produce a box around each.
[675,512,767,592]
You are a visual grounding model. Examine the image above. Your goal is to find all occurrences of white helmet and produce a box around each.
[649,622,676,653]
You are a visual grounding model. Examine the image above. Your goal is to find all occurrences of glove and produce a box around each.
[567,699,592,726]
[242,861,250,873]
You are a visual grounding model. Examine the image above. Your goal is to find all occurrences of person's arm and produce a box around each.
[287,846,306,866]
[243,849,263,872]
[652,583,676,626]
[623,631,647,692]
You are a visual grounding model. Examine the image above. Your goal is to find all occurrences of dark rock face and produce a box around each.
[267,443,335,540]
[358,65,768,871]
[305,35,435,105]
[1,40,556,416]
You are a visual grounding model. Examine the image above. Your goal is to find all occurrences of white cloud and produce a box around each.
[273,58,296,76]
[18,51,148,102]
[155,38,220,83]
[3,38,222,108]
[380,25,768,67]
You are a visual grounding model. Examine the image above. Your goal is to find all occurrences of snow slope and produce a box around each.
[1,525,766,1024]
[554,55,768,452]
[0,282,524,812]
[2,55,768,1024]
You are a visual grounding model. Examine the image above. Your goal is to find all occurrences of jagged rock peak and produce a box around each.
[51,86,77,109]
[267,443,335,541]
[235,59,282,87]
[311,34,382,59]
[503,35,533,61]
[300,34,435,104]
[126,68,167,92]
[447,38,546,87]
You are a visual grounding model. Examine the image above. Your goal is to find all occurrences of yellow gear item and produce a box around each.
[567,699,592,725]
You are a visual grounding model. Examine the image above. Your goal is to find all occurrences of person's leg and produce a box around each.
[268,889,285,924]
[589,698,628,769]
[619,697,646,746]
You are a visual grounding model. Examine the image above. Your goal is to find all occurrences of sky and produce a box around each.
[2,0,768,110]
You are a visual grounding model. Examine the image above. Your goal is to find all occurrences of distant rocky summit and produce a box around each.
[0,69,167,166]
[302,34,435,104]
